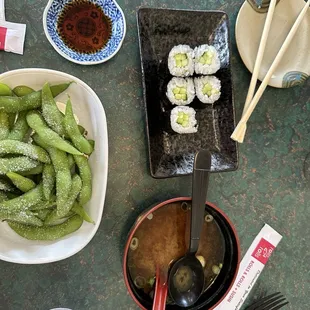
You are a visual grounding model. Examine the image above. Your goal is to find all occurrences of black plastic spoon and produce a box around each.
[168,150,211,307]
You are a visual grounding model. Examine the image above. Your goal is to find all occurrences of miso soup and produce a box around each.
[127,201,225,301]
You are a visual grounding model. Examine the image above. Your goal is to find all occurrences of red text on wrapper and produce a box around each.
[0,26,7,50]
[251,238,275,265]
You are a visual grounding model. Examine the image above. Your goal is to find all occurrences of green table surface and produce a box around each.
[0,1,309,309]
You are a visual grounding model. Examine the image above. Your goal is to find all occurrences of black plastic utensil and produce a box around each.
[168,150,212,307]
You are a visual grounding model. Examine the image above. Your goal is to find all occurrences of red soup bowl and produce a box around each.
[123,197,240,309]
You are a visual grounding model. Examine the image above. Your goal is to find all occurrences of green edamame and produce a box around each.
[7,111,29,141]
[72,202,94,224]
[0,83,13,96]
[34,209,53,221]
[58,174,81,217]
[73,155,92,205]
[88,139,95,150]
[6,172,36,192]
[0,111,9,140]
[19,164,43,176]
[78,125,87,136]
[0,82,72,113]
[42,83,66,136]
[9,215,83,240]
[30,199,56,211]
[32,135,71,212]
[1,210,43,226]
[0,140,51,163]
[53,163,71,216]
[0,156,39,175]
[44,210,74,225]
[0,183,44,212]
[13,85,35,97]
[27,111,82,155]
[35,138,72,215]
[64,98,93,155]
[67,154,75,171]
[42,164,55,200]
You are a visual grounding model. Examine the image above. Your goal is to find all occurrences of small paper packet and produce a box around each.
[215,224,282,310]
[0,0,26,55]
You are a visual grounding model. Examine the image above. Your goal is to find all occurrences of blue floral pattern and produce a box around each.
[45,0,125,63]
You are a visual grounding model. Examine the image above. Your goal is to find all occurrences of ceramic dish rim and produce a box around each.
[122,196,241,310]
[42,0,127,65]
[0,68,108,264]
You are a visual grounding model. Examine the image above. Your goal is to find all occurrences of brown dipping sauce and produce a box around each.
[127,201,225,301]
[57,0,112,54]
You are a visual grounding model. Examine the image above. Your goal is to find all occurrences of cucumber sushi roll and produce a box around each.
[168,45,194,77]
[195,76,221,104]
[194,45,220,75]
[170,106,198,134]
[166,77,195,106]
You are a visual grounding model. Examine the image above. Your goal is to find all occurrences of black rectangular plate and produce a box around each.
[137,8,238,178]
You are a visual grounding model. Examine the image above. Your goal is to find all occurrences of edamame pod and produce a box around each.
[46,146,71,215]
[0,111,9,140]
[78,125,87,136]
[72,202,94,224]
[67,154,75,171]
[0,157,40,175]
[6,172,36,192]
[88,139,95,150]
[19,164,43,176]
[64,98,93,154]
[30,199,56,211]
[7,111,29,141]
[42,83,66,136]
[42,164,55,200]
[13,85,35,97]
[59,174,81,217]
[73,155,92,205]
[32,134,72,210]
[0,140,51,163]
[0,82,72,113]
[27,111,82,155]
[34,209,53,221]
[0,184,44,212]
[8,215,83,240]
[0,210,43,226]
[0,83,13,96]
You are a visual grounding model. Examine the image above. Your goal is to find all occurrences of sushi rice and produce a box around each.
[168,45,194,77]
[166,77,195,106]
[195,76,221,104]
[194,45,220,75]
[170,106,198,134]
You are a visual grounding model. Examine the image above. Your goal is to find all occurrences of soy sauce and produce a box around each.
[57,0,112,54]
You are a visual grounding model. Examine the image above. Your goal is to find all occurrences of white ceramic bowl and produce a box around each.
[236,0,310,88]
[0,68,108,264]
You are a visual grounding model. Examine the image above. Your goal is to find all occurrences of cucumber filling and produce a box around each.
[176,112,190,127]
[199,50,214,65]
[202,83,219,97]
[173,87,187,100]
[174,53,188,68]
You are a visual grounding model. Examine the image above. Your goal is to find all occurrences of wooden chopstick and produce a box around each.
[239,0,278,142]
[231,0,310,143]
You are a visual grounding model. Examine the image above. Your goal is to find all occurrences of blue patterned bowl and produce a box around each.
[43,0,126,65]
